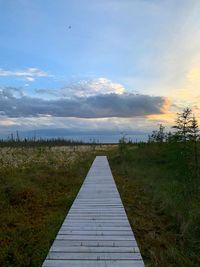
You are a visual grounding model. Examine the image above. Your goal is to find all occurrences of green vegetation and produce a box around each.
[0,146,100,267]
[109,107,200,267]
[0,107,199,267]
[109,143,200,266]
[0,138,85,148]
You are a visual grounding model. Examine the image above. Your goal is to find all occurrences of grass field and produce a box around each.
[0,143,199,267]
[0,145,112,267]
[109,143,200,267]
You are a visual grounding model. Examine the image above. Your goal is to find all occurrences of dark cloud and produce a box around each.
[0,87,168,118]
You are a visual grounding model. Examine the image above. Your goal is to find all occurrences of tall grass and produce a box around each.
[109,142,200,267]
[0,138,85,148]
[1,141,199,266]
[0,146,95,267]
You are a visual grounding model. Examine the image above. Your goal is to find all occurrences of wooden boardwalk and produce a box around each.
[42,156,145,267]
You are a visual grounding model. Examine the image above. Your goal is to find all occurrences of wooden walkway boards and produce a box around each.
[42,156,145,267]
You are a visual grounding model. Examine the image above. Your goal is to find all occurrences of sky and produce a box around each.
[1,0,200,139]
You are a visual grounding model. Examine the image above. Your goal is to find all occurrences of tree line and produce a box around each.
[0,137,85,147]
[148,107,199,176]
[148,107,199,143]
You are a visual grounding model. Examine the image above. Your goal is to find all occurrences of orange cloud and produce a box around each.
[146,97,175,124]
[160,97,171,113]
[146,112,175,124]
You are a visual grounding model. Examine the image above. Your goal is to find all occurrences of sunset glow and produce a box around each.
[1,0,200,140]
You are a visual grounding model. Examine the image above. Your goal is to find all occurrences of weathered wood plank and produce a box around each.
[43,260,145,267]
[52,240,138,247]
[47,252,142,260]
[56,235,135,241]
[50,246,140,253]
[60,226,130,231]
[62,222,130,227]
[58,230,133,236]
[42,156,145,267]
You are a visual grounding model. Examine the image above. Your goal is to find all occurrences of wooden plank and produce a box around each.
[66,215,125,218]
[65,219,128,222]
[52,240,138,247]
[60,226,132,231]
[58,230,133,236]
[68,213,125,216]
[42,156,145,267]
[50,246,140,253]
[43,260,145,267]
[47,252,142,260]
[56,235,135,241]
[62,223,130,227]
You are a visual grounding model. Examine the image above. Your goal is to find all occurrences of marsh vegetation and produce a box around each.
[0,108,199,266]
[0,145,114,267]
[109,108,200,267]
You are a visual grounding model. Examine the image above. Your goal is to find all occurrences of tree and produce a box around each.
[118,133,128,155]
[148,124,166,143]
[172,107,199,175]
[188,115,199,142]
[172,107,193,143]
[188,114,199,174]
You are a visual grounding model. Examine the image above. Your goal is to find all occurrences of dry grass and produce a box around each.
[0,145,116,168]
[0,144,116,267]
[0,146,95,267]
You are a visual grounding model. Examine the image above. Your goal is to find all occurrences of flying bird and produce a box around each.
[68,25,71,29]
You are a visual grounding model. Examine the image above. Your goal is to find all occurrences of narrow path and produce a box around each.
[42,156,145,267]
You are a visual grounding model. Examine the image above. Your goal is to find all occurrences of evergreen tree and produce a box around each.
[149,124,166,143]
[172,107,193,142]
[188,115,199,142]
[188,115,199,174]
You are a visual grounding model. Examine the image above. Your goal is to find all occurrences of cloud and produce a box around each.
[0,67,53,82]
[0,87,169,118]
[35,78,125,98]
[64,78,125,96]
[0,115,161,135]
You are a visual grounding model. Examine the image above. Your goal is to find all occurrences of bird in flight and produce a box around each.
[68,25,71,29]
